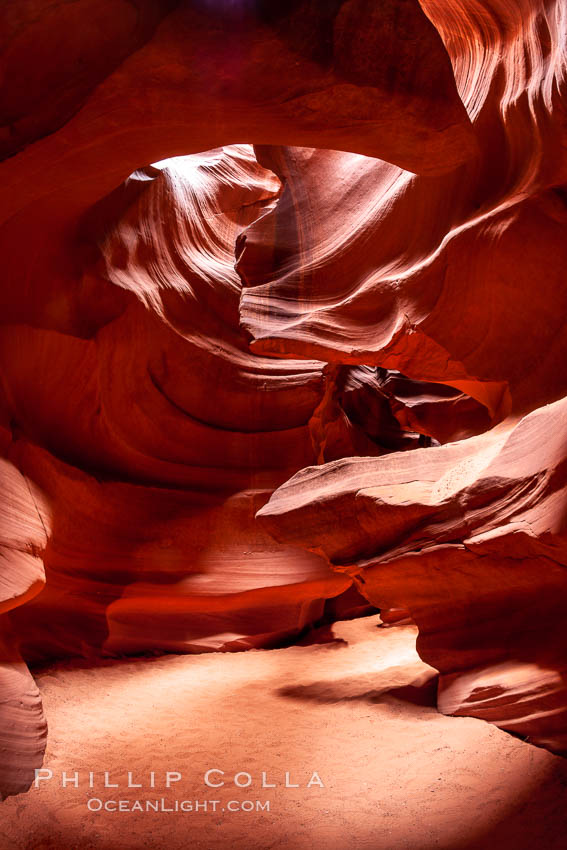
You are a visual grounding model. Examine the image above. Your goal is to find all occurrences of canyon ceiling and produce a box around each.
[1,0,567,801]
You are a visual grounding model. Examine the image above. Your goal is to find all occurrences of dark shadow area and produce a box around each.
[276,671,439,709]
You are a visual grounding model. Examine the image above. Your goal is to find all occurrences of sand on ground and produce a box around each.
[2,615,567,850]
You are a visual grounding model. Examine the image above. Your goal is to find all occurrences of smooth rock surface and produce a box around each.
[1,0,567,803]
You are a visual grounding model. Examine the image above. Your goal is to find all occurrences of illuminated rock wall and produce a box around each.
[1,0,566,797]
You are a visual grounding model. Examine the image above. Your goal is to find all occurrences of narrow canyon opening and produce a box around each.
[7,145,497,662]
[2,2,567,847]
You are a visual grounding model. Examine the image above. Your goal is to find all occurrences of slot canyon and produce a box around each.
[1,1,567,847]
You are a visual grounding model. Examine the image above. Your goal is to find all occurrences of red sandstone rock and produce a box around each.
[0,0,567,801]
[0,447,49,799]
[1,147,358,664]
[0,454,48,615]
[258,396,567,753]
[239,149,567,419]
[0,640,46,802]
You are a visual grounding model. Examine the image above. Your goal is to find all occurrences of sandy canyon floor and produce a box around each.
[2,615,567,850]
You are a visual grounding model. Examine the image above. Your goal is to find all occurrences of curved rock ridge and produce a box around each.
[0,453,48,615]
[0,644,47,802]
[0,0,474,200]
[231,0,567,757]
[0,0,477,343]
[0,0,566,799]
[0,435,49,799]
[0,141,392,798]
[2,145,437,669]
[257,396,567,753]
[421,0,567,190]
[1,146,425,491]
[238,0,567,416]
[239,145,567,419]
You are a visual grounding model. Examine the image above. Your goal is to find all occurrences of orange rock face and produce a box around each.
[1,0,567,798]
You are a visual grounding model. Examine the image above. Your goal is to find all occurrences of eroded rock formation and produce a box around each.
[0,452,48,798]
[1,0,567,798]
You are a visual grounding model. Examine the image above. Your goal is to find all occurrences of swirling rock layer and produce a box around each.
[0,0,567,797]
[258,397,567,751]
[0,448,48,799]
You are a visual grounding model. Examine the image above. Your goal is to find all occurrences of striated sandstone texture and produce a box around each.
[0,0,567,798]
